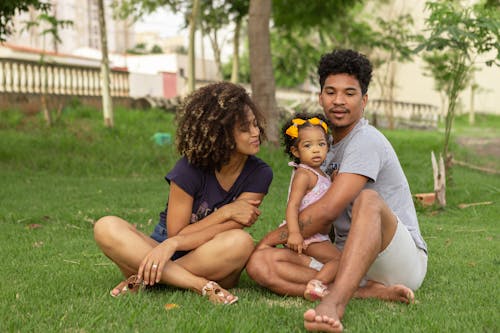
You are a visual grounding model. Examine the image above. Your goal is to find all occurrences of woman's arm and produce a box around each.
[166,182,265,237]
[169,221,242,251]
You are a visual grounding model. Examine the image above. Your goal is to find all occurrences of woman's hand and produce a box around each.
[138,238,178,286]
[222,199,261,227]
[287,231,305,254]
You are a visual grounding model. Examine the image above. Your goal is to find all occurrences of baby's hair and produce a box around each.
[176,82,266,171]
[281,112,330,163]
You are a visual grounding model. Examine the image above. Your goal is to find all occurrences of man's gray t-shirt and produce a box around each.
[322,118,427,253]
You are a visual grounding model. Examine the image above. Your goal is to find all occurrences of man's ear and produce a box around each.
[362,93,368,110]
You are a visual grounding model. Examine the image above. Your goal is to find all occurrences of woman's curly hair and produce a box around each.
[317,49,373,95]
[176,82,266,171]
[281,112,330,164]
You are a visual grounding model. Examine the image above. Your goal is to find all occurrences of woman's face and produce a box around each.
[233,108,261,156]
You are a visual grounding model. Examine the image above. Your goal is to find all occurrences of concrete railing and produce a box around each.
[0,58,129,97]
[367,99,439,129]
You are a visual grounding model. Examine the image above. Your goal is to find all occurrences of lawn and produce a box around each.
[0,107,498,332]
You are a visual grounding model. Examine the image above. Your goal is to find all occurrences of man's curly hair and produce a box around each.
[281,112,330,164]
[176,82,265,171]
[317,49,373,95]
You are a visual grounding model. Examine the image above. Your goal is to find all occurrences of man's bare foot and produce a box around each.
[355,281,414,303]
[304,308,343,332]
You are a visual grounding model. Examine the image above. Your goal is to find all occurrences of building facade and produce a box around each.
[5,0,134,54]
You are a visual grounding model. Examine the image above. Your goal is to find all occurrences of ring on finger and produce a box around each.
[152,264,158,269]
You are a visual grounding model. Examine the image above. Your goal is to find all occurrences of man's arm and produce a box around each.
[255,223,289,249]
[255,173,369,250]
[298,172,369,238]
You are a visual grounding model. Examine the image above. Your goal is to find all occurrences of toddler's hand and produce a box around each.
[287,232,305,254]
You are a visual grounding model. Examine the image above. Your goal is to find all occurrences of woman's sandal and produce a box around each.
[201,281,238,305]
[110,274,146,297]
[304,279,329,301]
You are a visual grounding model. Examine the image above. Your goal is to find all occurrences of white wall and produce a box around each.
[368,0,500,115]
[129,72,163,98]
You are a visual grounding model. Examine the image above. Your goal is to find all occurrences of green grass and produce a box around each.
[1,107,499,332]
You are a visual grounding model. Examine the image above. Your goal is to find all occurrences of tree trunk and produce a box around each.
[200,25,206,80]
[248,0,279,145]
[431,151,446,207]
[469,74,476,125]
[187,0,201,94]
[40,52,52,126]
[231,17,242,83]
[97,0,114,128]
[387,61,396,130]
[207,29,223,80]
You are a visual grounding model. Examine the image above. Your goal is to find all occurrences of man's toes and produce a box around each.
[304,309,318,321]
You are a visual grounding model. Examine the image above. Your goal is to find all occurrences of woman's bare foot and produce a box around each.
[354,281,414,303]
[303,306,344,332]
[110,280,127,297]
[110,275,145,297]
[201,281,238,305]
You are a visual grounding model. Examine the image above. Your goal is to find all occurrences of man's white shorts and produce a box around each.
[365,218,427,291]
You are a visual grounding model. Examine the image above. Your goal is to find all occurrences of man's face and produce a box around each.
[318,73,367,140]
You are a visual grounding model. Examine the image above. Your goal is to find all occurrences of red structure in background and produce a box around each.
[162,72,177,98]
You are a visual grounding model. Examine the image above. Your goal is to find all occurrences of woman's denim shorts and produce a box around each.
[150,222,189,261]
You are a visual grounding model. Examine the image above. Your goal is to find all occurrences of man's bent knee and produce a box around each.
[246,249,272,285]
[352,189,387,216]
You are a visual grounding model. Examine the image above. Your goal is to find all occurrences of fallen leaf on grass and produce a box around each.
[83,217,95,225]
[458,201,492,209]
[27,224,43,230]
[63,259,80,264]
[164,303,179,310]
[33,241,44,248]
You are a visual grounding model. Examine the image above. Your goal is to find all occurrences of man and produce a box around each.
[246,49,428,332]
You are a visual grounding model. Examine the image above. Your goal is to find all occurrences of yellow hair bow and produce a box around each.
[285,117,328,138]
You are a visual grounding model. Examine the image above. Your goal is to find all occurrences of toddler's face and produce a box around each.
[292,126,328,168]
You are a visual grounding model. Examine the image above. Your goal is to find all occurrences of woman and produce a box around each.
[94,82,273,304]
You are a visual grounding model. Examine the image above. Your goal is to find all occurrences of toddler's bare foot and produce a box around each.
[304,279,329,301]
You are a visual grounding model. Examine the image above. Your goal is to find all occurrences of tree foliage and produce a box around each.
[270,0,368,88]
[0,0,50,41]
[21,11,73,127]
[111,0,185,22]
[416,0,500,168]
